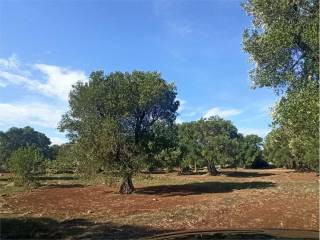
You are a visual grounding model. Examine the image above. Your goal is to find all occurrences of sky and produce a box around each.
[0,0,278,145]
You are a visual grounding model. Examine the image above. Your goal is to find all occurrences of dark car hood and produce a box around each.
[144,229,319,239]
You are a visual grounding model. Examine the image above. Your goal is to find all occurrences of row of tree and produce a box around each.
[0,0,318,193]
[242,0,319,172]
[0,119,264,190]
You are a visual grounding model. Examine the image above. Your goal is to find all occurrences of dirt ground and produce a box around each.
[0,168,318,239]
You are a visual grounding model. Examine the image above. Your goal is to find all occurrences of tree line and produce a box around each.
[0,0,318,193]
[242,0,319,172]
[0,72,265,193]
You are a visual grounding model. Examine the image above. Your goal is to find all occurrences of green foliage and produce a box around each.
[176,117,239,173]
[266,81,319,171]
[264,127,295,168]
[243,0,319,90]
[243,0,319,171]
[144,121,179,172]
[59,71,179,192]
[198,117,238,171]
[0,126,51,168]
[44,144,78,174]
[237,134,263,168]
[48,144,61,160]
[178,121,205,171]
[8,147,44,186]
[156,147,184,172]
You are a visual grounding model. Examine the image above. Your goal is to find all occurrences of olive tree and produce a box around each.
[0,126,51,168]
[178,121,204,173]
[8,147,44,186]
[198,117,238,175]
[242,0,319,171]
[59,71,179,194]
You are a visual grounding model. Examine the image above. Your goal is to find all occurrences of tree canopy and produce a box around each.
[243,0,319,90]
[243,0,319,171]
[176,117,240,175]
[0,126,51,168]
[59,70,179,193]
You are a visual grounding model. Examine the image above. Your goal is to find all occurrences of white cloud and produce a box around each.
[0,55,87,101]
[204,107,241,119]
[0,102,64,128]
[34,64,87,100]
[238,127,270,137]
[0,70,38,87]
[0,54,19,69]
[50,137,67,145]
[175,118,183,124]
[177,99,204,119]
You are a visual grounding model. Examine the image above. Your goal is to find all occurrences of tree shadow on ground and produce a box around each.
[221,171,275,178]
[178,171,208,176]
[42,183,84,189]
[135,181,276,197]
[1,217,168,239]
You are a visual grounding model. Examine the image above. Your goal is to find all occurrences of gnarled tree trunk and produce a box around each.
[119,175,134,194]
[207,161,219,175]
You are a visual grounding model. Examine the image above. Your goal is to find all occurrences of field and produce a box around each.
[0,168,318,239]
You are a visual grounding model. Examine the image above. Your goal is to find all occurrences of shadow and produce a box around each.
[41,183,84,189]
[222,171,275,178]
[177,171,208,176]
[1,217,170,239]
[135,181,276,197]
[0,178,9,182]
[140,170,171,175]
[36,175,79,181]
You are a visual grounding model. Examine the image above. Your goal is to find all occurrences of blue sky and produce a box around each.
[0,0,277,144]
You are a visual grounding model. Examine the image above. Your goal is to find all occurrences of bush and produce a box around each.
[44,145,77,174]
[44,159,75,174]
[8,147,44,186]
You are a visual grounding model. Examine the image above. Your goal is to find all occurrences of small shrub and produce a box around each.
[8,147,44,186]
[45,143,78,174]
[44,158,76,174]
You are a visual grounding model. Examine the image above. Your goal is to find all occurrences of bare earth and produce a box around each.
[0,168,318,239]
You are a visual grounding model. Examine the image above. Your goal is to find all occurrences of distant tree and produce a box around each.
[198,117,238,175]
[45,143,78,174]
[178,121,204,173]
[48,144,61,160]
[8,147,44,186]
[242,134,263,168]
[234,133,245,167]
[59,71,179,194]
[0,126,51,168]
[176,117,239,175]
[264,127,295,169]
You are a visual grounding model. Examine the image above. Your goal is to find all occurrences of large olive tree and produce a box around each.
[59,71,179,193]
[242,0,319,171]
